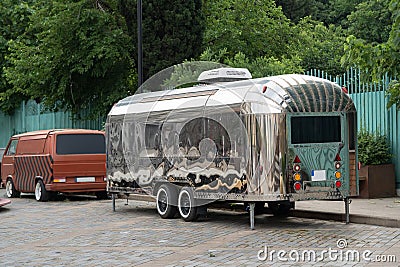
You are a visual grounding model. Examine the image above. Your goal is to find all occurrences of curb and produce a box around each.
[291,210,400,228]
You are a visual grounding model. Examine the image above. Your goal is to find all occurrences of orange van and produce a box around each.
[1,129,107,201]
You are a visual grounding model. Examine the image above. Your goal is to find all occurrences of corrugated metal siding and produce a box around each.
[306,68,400,191]
[0,100,104,148]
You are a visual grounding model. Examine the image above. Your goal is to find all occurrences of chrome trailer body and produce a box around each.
[106,74,358,227]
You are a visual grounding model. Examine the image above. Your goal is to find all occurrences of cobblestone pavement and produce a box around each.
[0,188,399,267]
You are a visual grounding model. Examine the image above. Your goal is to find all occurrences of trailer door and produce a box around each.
[287,113,350,200]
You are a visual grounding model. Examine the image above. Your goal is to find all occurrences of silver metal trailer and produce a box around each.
[106,68,358,228]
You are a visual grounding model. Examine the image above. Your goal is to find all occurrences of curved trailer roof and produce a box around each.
[108,74,356,117]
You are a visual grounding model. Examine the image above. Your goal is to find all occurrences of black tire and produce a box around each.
[95,191,109,200]
[268,201,292,217]
[156,184,178,219]
[5,179,20,198]
[35,180,49,202]
[178,187,198,222]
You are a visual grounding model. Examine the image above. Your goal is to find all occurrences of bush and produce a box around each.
[358,130,392,165]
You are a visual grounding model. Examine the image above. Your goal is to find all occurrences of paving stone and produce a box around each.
[0,190,400,266]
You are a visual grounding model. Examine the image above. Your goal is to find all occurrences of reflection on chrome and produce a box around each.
[107,70,356,203]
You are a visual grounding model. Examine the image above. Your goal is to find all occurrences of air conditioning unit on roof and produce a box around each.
[197,68,252,84]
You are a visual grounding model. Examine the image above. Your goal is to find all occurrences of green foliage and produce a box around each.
[203,0,293,60]
[293,18,347,75]
[387,80,400,109]
[141,0,204,79]
[389,0,400,47]
[347,0,392,44]
[0,0,36,114]
[275,0,325,23]
[4,0,134,118]
[324,0,363,26]
[358,130,392,165]
[342,0,400,80]
[1,0,204,117]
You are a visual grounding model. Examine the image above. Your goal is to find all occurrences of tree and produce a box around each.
[5,0,134,117]
[119,0,205,80]
[325,0,363,26]
[347,0,392,44]
[275,0,325,23]
[203,0,294,60]
[143,0,204,79]
[292,18,347,75]
[343,0,400,108]
[0,0,36,114]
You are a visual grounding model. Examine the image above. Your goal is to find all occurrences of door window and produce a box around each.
[6,139,18,156]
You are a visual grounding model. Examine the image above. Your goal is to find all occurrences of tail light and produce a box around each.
[293,155,302,191]
[334,153,342,188]
[293,173,301,181]
[294,182,302,191]
[293,164,301,172]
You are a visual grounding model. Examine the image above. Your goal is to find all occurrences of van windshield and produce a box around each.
[291,116,341,144]
[56,134,105,155]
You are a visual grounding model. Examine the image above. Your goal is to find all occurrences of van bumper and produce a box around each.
[46,182,106,193]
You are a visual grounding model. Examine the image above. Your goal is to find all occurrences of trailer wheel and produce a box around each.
[35,180,49,202]
[156,184,178,219]
[178,187,198,222]
[5,179,20,198]
[268,201,292,217]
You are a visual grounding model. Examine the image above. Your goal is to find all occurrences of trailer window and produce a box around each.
[144,124,160,149]
[291,116,341,144]
[348,112,356,150]
[56,134,105,154]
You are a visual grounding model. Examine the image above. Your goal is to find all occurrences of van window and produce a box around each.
[6,139,18,156]
[17,139,46,154]
[56,134,105,155]
[291,116,341,144]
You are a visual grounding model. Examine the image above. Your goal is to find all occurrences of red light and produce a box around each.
[294,182,302,191]
[335,181,342,188]
[262,86,267,93]
[334,153,341,161]
[294,155,301,163]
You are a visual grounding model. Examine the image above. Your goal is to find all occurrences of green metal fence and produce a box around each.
[0,100,104,148]
[306,68,400,192]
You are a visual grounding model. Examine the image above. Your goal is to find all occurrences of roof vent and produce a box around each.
[197,68,252,84]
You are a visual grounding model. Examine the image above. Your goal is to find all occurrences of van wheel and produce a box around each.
[35,180,49,202]
[156,184,178,219]
[5,179,20,198]
[178,187,198,222]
